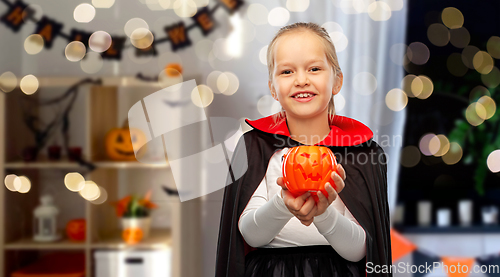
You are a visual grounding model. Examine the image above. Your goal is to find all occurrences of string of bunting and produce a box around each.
[391,228,500,277]
[0,0,244,60]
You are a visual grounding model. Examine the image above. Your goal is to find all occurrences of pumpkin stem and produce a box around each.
[122,118,129,129]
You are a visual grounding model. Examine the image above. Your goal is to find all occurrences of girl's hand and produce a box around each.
[316,164,346,217]
[277,177,317,226]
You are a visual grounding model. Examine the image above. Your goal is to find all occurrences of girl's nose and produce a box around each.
[294,71,310,86]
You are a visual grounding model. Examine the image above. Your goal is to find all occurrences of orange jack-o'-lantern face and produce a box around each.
[105,128,147,161]
[282,146,337,201]
[66,219,86,241]
[122,227,144,244]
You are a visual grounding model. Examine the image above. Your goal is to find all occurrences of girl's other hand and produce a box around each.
[277,177,317,226]
[316,164,346,216]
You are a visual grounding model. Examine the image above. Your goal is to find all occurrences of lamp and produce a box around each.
[33,195,61,242]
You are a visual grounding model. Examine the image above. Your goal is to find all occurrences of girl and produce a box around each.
[216,22,392,277]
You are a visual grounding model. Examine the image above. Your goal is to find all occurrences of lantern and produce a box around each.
[282,146,338,202]
[33,195,61,242]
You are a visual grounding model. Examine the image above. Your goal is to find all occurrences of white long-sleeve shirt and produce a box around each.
[238,148,366,262]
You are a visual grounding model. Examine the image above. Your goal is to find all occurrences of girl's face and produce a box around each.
[269,31,341,122]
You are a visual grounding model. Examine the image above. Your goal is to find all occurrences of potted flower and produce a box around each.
[112,190,157,244]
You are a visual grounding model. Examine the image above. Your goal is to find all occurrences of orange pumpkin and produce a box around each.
[282,146,338,202]
[66,219,86,242]
[165,63,183,77]
[105,127,147,161]
[122,227,144,244]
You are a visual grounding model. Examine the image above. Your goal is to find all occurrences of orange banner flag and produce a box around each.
[390,228,417,262]
[441,257,475,277]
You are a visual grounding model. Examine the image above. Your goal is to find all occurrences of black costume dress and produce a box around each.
[215,114,392,277]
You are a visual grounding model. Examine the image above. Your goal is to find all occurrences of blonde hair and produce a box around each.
[267,22,343,125]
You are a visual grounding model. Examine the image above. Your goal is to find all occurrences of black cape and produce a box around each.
[215,115,392,277]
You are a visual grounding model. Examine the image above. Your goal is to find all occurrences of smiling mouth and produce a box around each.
[292,92,316,98]
[116,149,135,155]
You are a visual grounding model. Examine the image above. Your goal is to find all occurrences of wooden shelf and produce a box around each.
[4,237,86,250]
[5,160,169,169]
[92,229,172,250]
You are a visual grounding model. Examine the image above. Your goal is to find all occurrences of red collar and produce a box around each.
[245,114,373,147]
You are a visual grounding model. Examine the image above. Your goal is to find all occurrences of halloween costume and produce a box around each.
[215,115,392,277]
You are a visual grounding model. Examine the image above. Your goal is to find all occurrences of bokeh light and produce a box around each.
[4,174,17,192]
[432,134,450,157]
[419,133,438,156]
[89,31,112,53]
[24,34,44,55]
[130,28,154,49]
[465,102,486,126]
[74,3,95,23]
[247,3,268,25]
[330,32,348,53]
[473,51,494,74]
[410,76,423,98]
[334,93,346,112]
[441,7,464,29]
[408,42,430,65]
[477,95,496,120]
[385,88,408,111]
[481,67,500,88]
[352,0,375,14]
[400,145,421,167]
[92,0,115,8]
[487,150,500,173]
[191,85,214,108]
[286,0,310,12]
[195,39,214,62]
[486,36,500,59]
[64,172,85,192]
[90,186,108,205]
[268,7,290,26]
[219,72,239,96]
[257,95,281,116]
[380,0,404,11]
[353,72,377,95]
[207,70,223,94]
[0,71,17,93]
[447,53,468,77]
[469,85,490,102]
[124,18,149,38]
[322,21,344,34]
[401,74,416,97]
[427,23,449,47]
[442,142,463,165]
[449,27,470,48]
[80,52,103,74]
[158,0,171,9]
[259,45,268,65]
[79,181,100,201]
[20,75,39,95]
[173,0,197,17]
[416,75,434,99]
[461,45,480,69]
[65,41,86,62]
[13,176,31,193]
[217,72,228,93]
[367,1,392,21]
[389,43,408,66]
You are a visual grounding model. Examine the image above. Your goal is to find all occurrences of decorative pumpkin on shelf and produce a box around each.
[105,121,147,161]
[66,218,86,242]
[122,227,144,244]
[282,146,338,202]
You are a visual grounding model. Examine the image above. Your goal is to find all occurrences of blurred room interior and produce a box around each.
[0,0,499,276]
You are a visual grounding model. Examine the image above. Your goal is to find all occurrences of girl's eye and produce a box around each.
[281,70,291,75]
[311,67,320,72]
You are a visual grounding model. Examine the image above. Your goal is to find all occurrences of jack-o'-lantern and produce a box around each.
[165,63,183,77]
[282,146,338,202]
[122,227,144,244]
[66,218,86,242]
[105,127,147,161]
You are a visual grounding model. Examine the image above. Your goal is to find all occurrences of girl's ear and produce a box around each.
[332,72,343,96]
[269,80,278,100]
